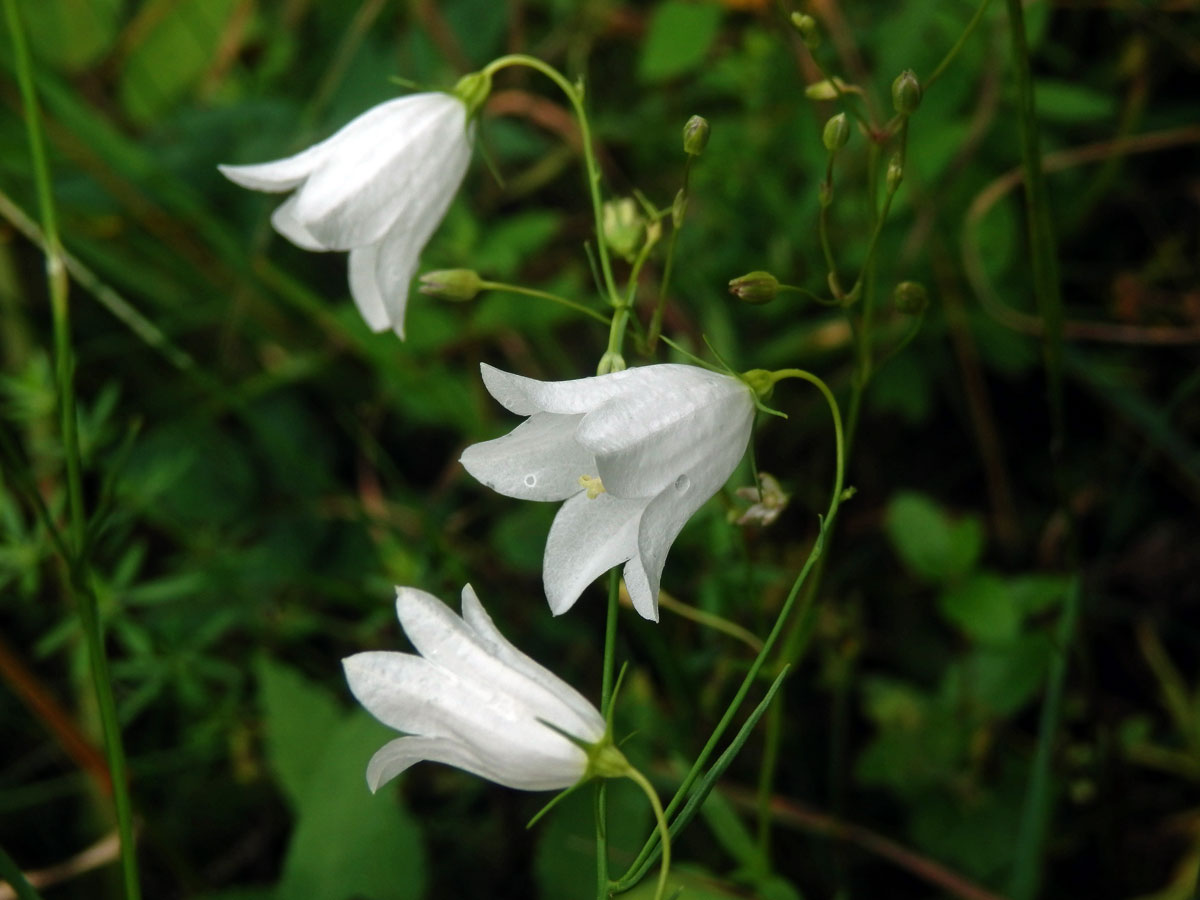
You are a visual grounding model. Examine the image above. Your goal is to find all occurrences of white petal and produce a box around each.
[542,491,645,615]
[581,368,753,498]
[293,94,470,249]
[217,97,422,191]
[348,246,391,332]
[459,585,605,739]
[478,364,646,417]
[365,734,585,792]
[393,588,602,738]
[343,651,492,739]
[621,555,658,622]
[270,195,327,251]
[459,412,594,501]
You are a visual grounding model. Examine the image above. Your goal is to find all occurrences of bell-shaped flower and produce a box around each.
[460,363,756,621]
[343,584,606,792]
[219,82,485,339]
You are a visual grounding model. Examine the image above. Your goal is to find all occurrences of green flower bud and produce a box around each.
[893,280,929,315]
[822,113,850,153]
[891,69,921,116]
[671,188,688,229]
[886,154,903,193]
[602,198,644,262]
[790,13,820,49]
[682,115,710,156]
[419,269,483,301]
[729,271,780,305]
[452,70,493,118]
[805,79,839,100]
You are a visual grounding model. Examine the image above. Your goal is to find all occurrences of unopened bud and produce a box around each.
[790,13,820,49]
[418,268,482,301]
[729,271,780,305]
[893,280,929,315]
[602,198,645,262]
[671,188,688,228]
[822,113,849,153]
[886,154,903,193]
[891,70,921,116]
[805,79,839,101]
[682,115,710,156]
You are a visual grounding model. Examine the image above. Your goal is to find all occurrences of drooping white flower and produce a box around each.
[343,584,605,792]
[219,88,479,339]
[460,363,756,621]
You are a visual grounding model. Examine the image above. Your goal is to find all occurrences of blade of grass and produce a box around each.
[1,2,141,897]
[0,844,47,900]
[1009,575,1081,900]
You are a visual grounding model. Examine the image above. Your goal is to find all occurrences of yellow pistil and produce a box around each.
[578,474,606,499]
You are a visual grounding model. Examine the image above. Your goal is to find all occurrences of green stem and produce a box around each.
[755,691,783,862]
[624,767,671,900]
[926,0,995,90]
[0,844,46,900]
[595,570,621,899]
[2,3,140,898]
[483,54,621,307]
[617,371,845,883]
[477,280,611,324]
[648,157,693,351]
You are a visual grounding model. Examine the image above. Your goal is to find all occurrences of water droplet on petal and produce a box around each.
[674,474,690,493]
[524,474,538,488]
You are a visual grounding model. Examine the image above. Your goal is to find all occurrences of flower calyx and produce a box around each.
[419,268,483,301]
[682,115,710,156]
[453,70,493,118]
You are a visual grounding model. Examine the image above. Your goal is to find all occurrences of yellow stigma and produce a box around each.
[579,474,606,499]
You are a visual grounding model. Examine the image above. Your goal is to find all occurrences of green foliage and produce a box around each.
[639,1,724,83]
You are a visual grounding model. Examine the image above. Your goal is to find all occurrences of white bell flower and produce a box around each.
[460,363,756,621]
[219,87,480,339]
[343,584,606,792]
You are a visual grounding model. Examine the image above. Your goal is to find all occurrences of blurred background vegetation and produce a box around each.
[1,0,1198,898]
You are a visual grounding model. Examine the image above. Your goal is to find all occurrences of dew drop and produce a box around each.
[673,474,690,493]
[524,473,538,488]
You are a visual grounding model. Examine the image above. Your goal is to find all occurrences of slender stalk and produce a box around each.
[1009,577,1081,899]
[595,570,621,899]
[0,844,46,900]
[926,0,995,91]
[2,3,140,897]
[624,767,671,900]
[618,371,845,882]
[483,54,622,307]
[755,692,783,860]
[648,156,693,350]
[476,280,611,324]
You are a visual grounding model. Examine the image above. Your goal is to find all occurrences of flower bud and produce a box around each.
[453,70,493,118]
[671,188,688,229]
[893,280,929,315]
[886,154,903,193]
[805,79,839,101]
[791,13,820,49]
[729,271,779,305]
[822,113,849,153]
[602,198,644,262]
[891,70,921,116]
[682,115,710,156]
[419,268,483,301]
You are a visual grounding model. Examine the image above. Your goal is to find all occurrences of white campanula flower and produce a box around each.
[343,584,605,792]
[219,85,483,338]
[460,364,756,621]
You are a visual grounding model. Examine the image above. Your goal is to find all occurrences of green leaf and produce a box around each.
[639,0,723,83]
[20,0,121,72]
[1034,79,1116,125]
[118,0,240,123]
[258,659,427,900]
[884,492,984,583]
[938,572,1021,644]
